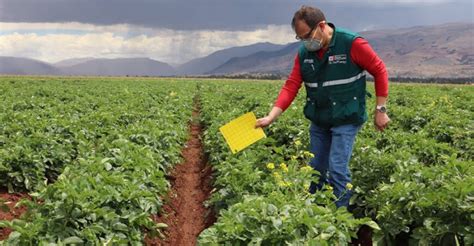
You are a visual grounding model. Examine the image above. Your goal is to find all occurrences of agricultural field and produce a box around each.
[0,77,196,244]
[0,76,473,245]
[197,80,473,245]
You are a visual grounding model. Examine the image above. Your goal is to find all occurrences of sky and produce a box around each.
[0,0,472,65]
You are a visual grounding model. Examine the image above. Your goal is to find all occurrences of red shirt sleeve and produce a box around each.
[274,54,303,111]
[350,37,389,97]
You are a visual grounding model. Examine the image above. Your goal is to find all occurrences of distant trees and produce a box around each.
[122,73,473,84]
[381,77,473,85]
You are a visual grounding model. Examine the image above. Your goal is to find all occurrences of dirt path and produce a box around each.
[146,99,215,246]
[0,190,28,241]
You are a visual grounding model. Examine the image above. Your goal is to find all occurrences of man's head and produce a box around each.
[292,6,331,51]
[291,5,326,32]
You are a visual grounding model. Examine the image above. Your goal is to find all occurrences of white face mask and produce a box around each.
[301,23,324,52]
[304,39,323,51]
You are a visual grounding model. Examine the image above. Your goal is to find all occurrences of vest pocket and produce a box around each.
[303,97,317,122]
[330,94,360,125]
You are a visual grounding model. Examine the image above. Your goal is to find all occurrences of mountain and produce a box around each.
[210,42,299,75]
[209,23,474,78]
[363,23,473,78]
[54,57,96,67]
[0,57,176,76]
[0,56,60,75]
[1,23,472,78]
[175,42,286,75]
[59,58,176,76]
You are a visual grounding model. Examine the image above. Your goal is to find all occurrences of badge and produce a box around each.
[328,54,347,64]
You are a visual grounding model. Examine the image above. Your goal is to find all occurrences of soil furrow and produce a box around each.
[147,99,215,246]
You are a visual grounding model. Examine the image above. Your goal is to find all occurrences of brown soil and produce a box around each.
[0,190,29,241]
[146,101,215,246]
[350,225,373,246]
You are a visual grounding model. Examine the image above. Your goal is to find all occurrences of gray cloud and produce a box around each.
[0,23,295,64]
[0,0,472,31]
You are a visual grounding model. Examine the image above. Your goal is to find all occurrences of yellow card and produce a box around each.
[219,112,266,154]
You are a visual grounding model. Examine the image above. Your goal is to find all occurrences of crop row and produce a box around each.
[0,77,195,244]
[0,78,472,245]
[197,81,378,245]
[197,80,473,245]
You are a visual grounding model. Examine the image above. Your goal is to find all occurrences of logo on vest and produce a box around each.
[328,54,347,65]
[303,59,314,64]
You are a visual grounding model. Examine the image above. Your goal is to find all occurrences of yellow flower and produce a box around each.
[327,185,333,191]
[273,172,282,180]
[300,166,313,173]
[266,162,275,170]
[280,163,288,173]
[303,151,315,158]
[346,183,353,191]
[278,181,292,187]
[295,140,302,146]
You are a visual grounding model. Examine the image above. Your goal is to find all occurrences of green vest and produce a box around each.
[299,23,368,128]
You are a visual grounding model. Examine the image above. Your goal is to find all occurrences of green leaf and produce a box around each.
[0,220,12,228]
[365,221,381,231]
[63,236,84,244]
[320,232,332,240]
[8,231,21,240]
[156,223,168,228]
[104,162,113,171]
[271,217,282,229]
[113,222,128,231]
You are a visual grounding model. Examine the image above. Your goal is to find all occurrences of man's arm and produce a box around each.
[256,54,303,128]
[351,37,390,131]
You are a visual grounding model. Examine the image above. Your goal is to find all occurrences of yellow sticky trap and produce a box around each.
[219,112,266,154]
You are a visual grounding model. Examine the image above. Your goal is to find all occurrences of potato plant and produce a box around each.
[0,77,195,244]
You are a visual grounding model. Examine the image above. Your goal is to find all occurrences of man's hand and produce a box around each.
[256,116,274,128]
[374,111,390,131]
[255,107,283,128]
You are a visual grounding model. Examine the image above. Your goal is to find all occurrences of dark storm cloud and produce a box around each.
[0,0,472,31]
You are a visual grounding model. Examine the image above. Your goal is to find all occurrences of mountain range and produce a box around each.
[1,23,473,79]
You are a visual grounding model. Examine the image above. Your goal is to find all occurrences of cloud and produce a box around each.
[370,0,452,3]
[344,0,452,2]
[0,22,294,64]
[0,0,471,64]
[0,22,158,36]
[0,0,471,31]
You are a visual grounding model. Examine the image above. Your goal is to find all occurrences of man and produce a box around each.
[256,6,390,208]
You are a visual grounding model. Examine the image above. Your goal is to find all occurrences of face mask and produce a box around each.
[304,39,323,51]
[302,25,324,51]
